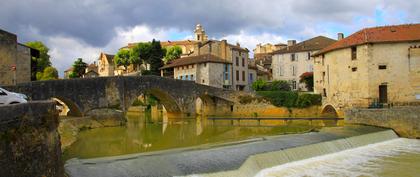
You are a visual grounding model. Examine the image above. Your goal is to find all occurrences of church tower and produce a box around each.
[194,24,208,42]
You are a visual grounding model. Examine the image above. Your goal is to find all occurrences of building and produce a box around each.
[83,63,99,78]
[160,54,232,89]
[0,29,39,85]
[312,24,420,115]
[272,36,336,91]
[97,52,115,77]
[158,24,251,91]
[253,43,287,72]
[64,67,73,79]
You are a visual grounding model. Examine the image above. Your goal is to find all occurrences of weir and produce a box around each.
[64,126,398,177]
[200,130,398,177]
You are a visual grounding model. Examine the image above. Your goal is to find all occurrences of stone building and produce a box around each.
[272,36,336,91]
[0,29,38,85]
[157,24,252,90]
[97,52,115,77]
[160,54,232,89]
[253,43,287,73]
[63,67,73,79]
[83,63,99,78]
[312,24,420,116]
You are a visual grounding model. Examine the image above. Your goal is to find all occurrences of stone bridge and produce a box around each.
[4,76,239,117]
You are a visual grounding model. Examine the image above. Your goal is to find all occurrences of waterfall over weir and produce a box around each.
[198,130,399,177]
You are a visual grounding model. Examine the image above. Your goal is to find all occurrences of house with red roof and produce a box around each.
[312,24,420,116]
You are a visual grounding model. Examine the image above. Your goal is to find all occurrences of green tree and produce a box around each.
[147,39,164,75]
[25,41,52,80]
[300,72,314,91]
[114,49,131,72]
[163,45,182,64]
[37,66,58,80]
[71,58,87,78]
[270,80,291,91]
[252,79,267,91]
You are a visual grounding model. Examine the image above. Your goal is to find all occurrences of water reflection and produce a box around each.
[63,111,342,160]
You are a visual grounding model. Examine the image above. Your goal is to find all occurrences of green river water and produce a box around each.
[63,111,341,160]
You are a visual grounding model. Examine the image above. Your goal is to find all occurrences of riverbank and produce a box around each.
[64,125,392,177]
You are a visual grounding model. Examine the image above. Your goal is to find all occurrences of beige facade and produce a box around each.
[0,29,34,85]
[272,36,336,91]
[97,52,115,77]
[314,42,420,113]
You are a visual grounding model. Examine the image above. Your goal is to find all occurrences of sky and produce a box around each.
[1,0,419,77]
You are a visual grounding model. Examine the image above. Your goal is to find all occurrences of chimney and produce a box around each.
[287,40,296,47]
[337,33,344,40]
[221,40,227,60]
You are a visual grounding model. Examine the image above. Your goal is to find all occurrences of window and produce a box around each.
[322,55,325,66]
[379,65,387,70]
[186,75,190,80]
[180,76,183,80]
[236,70,239,81]
[322,72,326,83]
[323,88,327,97]
[292,80,297,90]
[307,52,311,60]
[352,67,357,72]
[291,53,296,61]
[351,47,357,60]
[202,79,205,83]
[279,66,283,76]
[242,71,245,81]
[292,66,296,76]
[191,74,194,81]
[192,64,195,69]
[236,57,239,66]
[249,73,254,82]
[308,65,314,72]
[242,58,245,67]
[204,63,207,67]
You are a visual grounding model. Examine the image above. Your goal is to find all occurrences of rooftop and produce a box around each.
[272,36,336,55]
[160,54,231,69]
[314,24,420,56]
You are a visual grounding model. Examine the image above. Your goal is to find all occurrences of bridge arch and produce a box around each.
[321,104,338,118]
[127,88,182,114]
[51,96,83,117]
[195,94,216,115]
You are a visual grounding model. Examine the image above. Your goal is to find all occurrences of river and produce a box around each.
[63,111,341,160]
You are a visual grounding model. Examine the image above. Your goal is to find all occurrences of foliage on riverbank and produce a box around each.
[256,91,321,108]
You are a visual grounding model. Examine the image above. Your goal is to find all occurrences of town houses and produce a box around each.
[2,23,420,114]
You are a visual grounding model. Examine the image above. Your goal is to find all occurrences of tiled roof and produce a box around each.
[160,54,231,69]
[272,36,336,54]
[314,24,420,56]
[64,67,73,72]
[100,53,114,64]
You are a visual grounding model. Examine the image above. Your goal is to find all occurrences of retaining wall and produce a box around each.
[0,101,63,177]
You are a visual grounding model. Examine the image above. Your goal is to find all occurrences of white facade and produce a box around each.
[272,51,315,91]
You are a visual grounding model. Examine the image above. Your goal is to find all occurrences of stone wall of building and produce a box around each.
[345,107,420,138]
[314,42,420,115]
[0,101,63,177]
[0,29,17,86]
[16,44,32,83]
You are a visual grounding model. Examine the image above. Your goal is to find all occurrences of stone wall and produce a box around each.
[232,102,322,117]
[345,107,420,138]
[0,101,63,177]
[0,29,17,86]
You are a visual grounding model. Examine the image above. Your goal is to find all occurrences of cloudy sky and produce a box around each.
[1,0,419,77]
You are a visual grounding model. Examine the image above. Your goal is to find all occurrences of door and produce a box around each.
[379,85,388,103]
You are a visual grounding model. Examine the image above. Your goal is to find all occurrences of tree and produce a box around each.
[25,41,52,80]
[71,58,87,78]
[147,39,164,75]
[37,66,58,80]
[252,79,267,91]
[163,46,182,64]
[114,49,131,73]
[300,72,314,91]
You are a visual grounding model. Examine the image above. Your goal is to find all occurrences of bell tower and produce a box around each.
[194,24,208,42]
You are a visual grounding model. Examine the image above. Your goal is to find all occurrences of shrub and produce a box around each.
[257,91,321,108]
[251,79,267,91]
[269,80,291,91]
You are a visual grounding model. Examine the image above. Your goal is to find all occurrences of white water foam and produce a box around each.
[256,138,420,177]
